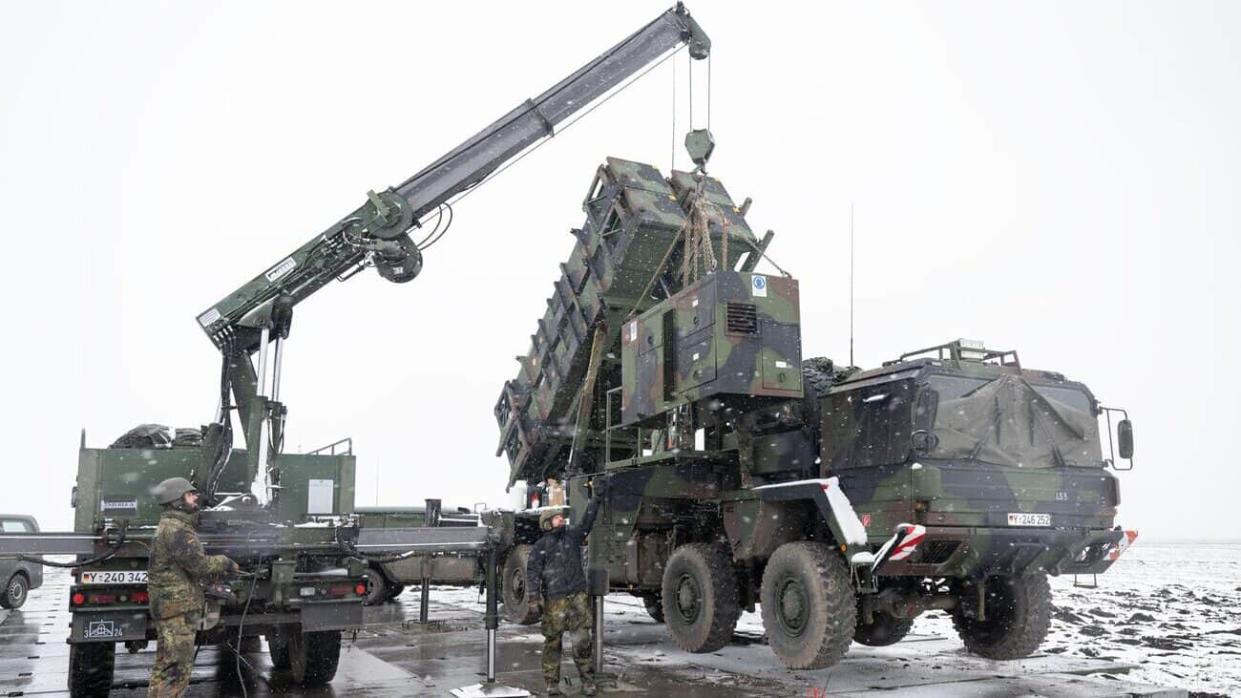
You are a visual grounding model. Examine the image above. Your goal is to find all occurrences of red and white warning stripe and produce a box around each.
[869,523,927,572]
[1106,529,1139,561]
[886,524,927,562]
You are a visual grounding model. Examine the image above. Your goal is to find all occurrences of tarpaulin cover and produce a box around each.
[928,374,1101,468]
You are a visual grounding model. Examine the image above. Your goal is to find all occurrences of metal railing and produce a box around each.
[308,437,353,456]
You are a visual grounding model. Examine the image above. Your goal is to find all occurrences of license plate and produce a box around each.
[1007,512,1051,527]
[80,571,148,585]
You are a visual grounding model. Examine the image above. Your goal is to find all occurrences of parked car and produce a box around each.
[0,515,43,609]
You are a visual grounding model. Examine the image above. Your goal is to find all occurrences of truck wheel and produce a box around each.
[760,542,856,670]
[501,545,541,625]
[68,642,115,697]
[642,593,665,623]
[661,543,740,653]
[1,573,28,609]
[853,607,914,646]
[952,573,1051,659]
[363,567,389,606]
[288,630,341,686]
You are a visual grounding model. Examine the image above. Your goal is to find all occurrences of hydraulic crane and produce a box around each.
[192,4,711,506]
[1,7,713,695]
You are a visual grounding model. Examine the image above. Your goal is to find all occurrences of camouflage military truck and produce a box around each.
[494,158,1137,669]
[55,426,370,695]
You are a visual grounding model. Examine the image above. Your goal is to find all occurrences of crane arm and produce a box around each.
[195,4,710,354]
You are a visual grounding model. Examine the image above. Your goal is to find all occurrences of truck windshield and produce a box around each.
[924,374,1102,468]
[927,375,1094,413]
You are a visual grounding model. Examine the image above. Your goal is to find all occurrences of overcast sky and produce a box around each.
[0,1,1236,541]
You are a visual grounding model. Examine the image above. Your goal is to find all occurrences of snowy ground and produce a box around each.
[425,541,1238,696]
[2,542,1233,696]
[1010,541,1240,696]
[588,541,1241,696]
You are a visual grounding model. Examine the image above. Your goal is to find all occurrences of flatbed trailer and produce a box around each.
[0,510,517,695]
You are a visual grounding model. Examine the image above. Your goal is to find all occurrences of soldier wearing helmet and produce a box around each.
[146,477,237,697]
[527,478,607,696]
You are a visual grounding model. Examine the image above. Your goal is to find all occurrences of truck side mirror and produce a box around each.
[1117,419,1134,459]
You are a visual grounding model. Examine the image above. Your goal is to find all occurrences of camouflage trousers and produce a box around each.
[540,592,594,686]
[148,612,198,697]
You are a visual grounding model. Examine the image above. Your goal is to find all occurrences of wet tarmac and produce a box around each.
[1,568,1186,697]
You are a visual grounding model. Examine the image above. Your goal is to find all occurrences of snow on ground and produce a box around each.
[908,541,1241,696]
[425,542,1238,696]
[1032,542,1239,695]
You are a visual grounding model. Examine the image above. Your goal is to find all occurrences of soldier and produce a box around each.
[146,477,238,697]
[527,480,605,696]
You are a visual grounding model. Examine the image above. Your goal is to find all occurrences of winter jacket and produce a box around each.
[147,508,234,620]
[527,496,600,601]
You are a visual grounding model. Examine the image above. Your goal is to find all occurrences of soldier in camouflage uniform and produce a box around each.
[527,481,605,696]
[146,477,237,697]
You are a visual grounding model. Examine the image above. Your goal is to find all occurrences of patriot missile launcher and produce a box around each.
[495,157,1138,669]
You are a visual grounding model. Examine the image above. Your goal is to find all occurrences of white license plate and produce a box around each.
[1007,512,1051,527]
[79,571,148,585]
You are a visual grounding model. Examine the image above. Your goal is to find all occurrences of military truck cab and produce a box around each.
[826,340,1130,577]
[818,340,1136,659]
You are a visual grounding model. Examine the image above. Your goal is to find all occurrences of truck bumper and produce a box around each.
[875,525,1136,578]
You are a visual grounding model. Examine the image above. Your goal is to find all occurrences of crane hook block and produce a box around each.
[360,189,414,241]
[685,129,715,169]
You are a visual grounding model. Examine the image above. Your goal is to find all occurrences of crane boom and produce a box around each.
[195,4,709,355]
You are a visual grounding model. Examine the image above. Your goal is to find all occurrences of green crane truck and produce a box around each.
[0,6,713,695]
[494,157,1138,669]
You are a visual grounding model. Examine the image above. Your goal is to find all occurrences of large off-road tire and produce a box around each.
[1,572,28,609]
[952,573,1051,659]
[501,545,542,625]
[643,593,665,623]
[853,607,914,646]
[801,358,838,454]
[287,630,341,686]
[661,543,740,653]
[68,641,115,697]
[760,542,856,670]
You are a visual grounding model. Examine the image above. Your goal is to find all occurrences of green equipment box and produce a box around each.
[620,270,803,427]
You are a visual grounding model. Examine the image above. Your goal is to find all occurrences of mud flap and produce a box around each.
[753,477,869,558]
[298,601,363,632]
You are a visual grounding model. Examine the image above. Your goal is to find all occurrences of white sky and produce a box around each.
[0,1,1236,541]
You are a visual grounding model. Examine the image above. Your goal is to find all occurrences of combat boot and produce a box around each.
[544,683,563,696]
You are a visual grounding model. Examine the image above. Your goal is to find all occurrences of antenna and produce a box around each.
[849,202,855,367]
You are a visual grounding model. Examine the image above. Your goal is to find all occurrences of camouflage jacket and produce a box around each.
[147,508,234,620]
[527,497,600,601]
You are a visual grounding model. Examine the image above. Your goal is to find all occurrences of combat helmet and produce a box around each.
[152,477,197,505]
[539,507,565,532]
